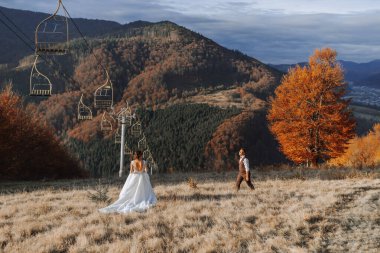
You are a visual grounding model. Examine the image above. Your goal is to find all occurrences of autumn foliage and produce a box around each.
[267,48,356,166]
[329,124,380,168]
[205,110,285,170]
[0,85,87,180]
[205,111,254,171]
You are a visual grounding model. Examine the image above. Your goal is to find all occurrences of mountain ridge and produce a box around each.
[270,60,380,88]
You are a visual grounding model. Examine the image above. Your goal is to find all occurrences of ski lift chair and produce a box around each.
[131,122,142,137]
[29,56,52,96]
[138,136,147,150]
[94,71,113,109]
[124,143,132,155]
[100,112,112,131]
[143,149,151,160]
[115,128,121,144]
[77,94,93,120]
[35,0,69,55]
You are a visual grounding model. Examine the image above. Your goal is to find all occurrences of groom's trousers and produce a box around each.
[236,170,254,190]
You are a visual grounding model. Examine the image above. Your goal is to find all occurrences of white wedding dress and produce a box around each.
[99,160,157,213]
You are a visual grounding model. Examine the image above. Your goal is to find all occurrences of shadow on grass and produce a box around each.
[158,192,237,202]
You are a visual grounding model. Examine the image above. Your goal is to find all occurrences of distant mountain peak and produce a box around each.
[122,20,153,28]
[270,60,380,89]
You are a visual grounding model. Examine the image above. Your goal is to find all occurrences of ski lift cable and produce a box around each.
[0,8,33,47]
[0,14,83,93]
[0,15,35,52]
[0,2,110,99]
[61,2,108,74]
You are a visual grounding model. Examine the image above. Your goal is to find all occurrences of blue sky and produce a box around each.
[1,0,379,64]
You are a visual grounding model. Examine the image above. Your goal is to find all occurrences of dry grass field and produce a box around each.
[0,168,379,253]
[167,87,268,113]
[180,89,244,109]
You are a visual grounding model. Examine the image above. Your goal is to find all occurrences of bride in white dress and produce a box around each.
[99,151,157,213]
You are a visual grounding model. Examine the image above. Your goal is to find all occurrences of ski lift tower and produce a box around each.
[118,115,127,177]
[117,107,132,177]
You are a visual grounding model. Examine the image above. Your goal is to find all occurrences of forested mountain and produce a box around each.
[0,16,282,131]
[356,72,380,88]
[0,6,284,175]
[69,104,240,175]
[340,60,380,86]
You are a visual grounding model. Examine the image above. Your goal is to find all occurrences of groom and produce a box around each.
[235,148,255,191]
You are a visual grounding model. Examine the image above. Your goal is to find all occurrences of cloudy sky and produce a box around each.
[1,0,379,64]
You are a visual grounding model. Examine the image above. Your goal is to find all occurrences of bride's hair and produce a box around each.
[133,150,143,160]
[133,150,143,171]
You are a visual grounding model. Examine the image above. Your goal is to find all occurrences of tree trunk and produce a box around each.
[310,157,319,168]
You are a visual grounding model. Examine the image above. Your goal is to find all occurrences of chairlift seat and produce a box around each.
[124,144,132,155]
[131,122,142,137]
[117,107,132,126]
[94,78,113,109]
[36,46,67,55]
[94,99,113,109]
[138,137,147,150]
[101,123,112,131]
[143,150,151,159]
[78,109,93,120]
[78,115,92,120]
[115,129,121,144]
[29,88,52,96]
[35,0,69,56]
[29,56,53,97]
[77,94,93,120]
[118,115,132,127]
[101,112,112,131]
[146,156,154,164]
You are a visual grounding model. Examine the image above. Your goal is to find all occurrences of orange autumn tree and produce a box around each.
[0,85,87,180]
[267,48,355,166]
[329,124,380,168]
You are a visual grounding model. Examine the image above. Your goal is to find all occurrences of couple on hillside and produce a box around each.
[99,148,254,214]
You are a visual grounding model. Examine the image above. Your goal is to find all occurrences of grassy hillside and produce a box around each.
[0,169,379,252]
